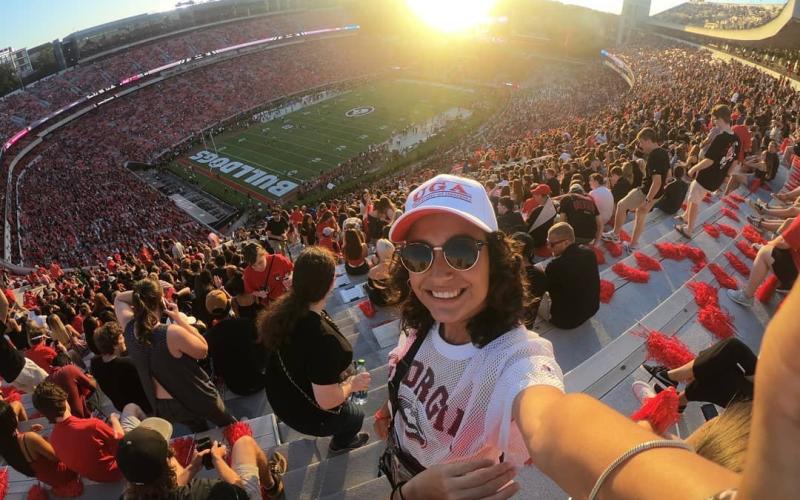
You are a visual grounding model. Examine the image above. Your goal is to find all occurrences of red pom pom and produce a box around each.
[639,330,695,369]
[358,300,376,318]
[686,281,719,308]
[735,240,758,260]
[716,223,738,238]
[724,252,750,277]
[603,240,623,258]
[27,484,49,500]
[592,246,606,265]
[654,242,688,261]
[708,263,738,290]
[612,263,650,283]
[742,225,767,245]
[0,386,22,403]
[703,192,713,204]
[619,230,632,242]
[698,305,736,339]
[755,274,779,303]
[223,421,253,447]
[170,437,195,468]
[0,467,8,500]
[702,224,720,239]
[748,178,762,193]
[721,197,739,209]
[721,207,740,222]
[728,193,745,203]
[599,279,616,303]
[631,386,681,435]
[634,251,662,271]
[51,476,83,497]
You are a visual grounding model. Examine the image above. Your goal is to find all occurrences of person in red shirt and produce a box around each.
[47,358,96,419]
[290,205,304,228]
[318,227,342,256]
[70,304,89,335]
[242,242,293,305]
[728,216,800,306]
[25,326,58,374]
[32,381,124,483]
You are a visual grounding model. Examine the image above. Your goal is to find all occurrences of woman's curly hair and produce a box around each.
[388,231,530,347]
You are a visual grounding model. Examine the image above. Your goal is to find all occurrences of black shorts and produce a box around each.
[771,247,798,289]
[685,338,756,407]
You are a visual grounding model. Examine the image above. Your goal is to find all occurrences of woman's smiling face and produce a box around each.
[405,213,490,328]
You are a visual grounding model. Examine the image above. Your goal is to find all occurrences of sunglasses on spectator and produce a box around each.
[399,236,486,274]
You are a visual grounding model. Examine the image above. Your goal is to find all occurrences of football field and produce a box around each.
[172,79,480,205]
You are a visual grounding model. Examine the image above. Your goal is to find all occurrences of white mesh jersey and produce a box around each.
[388,323,564,468]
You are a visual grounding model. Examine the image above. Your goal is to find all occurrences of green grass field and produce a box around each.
[170,79,480,206]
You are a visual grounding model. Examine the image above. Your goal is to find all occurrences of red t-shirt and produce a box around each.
[290,210,303,226]
[50,416,122,483]
[732,125,751,161]
[47,365,94,419]
[70,315,85,335]
[522,198,540,220]
[26,343,57,373]
[243,254,294,304]
[781,216,800,270]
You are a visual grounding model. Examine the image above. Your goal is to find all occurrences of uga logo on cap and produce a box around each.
[411,180,472,208]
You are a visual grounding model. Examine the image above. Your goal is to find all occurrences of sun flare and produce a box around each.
[406,0,497,33]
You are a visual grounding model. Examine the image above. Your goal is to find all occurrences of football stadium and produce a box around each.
[0,0,799,498]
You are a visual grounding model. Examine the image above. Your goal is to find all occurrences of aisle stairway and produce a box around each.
[1,170,787,499]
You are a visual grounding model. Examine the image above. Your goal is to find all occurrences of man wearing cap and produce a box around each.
[524,184,557,248]
[117,421,286,499]
[205,290,267,398]
[557,183,603,244]
[242,242,293,306]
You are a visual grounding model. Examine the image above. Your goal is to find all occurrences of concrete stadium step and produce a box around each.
[319,476,392,500]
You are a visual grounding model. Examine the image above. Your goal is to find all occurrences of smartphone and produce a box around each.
[700,403,719,421]
[194,436,214,469]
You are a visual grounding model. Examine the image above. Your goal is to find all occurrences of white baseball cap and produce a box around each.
[389,174,498,243]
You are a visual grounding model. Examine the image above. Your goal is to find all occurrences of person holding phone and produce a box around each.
[114,279,235,432]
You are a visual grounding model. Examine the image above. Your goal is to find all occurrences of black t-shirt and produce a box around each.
[656,178,689,215]
[497,211,526,235]
[266,218,289,238]
[206,317,267,396]
[90,354,152,414]
[546,177,561,197]
[611,178,632,203]
[696,132,740,191]
[558,193,599,240]
[640,148,669,199]
[265,311,353,430]
[545,244,600,329]
[0,325,25,382]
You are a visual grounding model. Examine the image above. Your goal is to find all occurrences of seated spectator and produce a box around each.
[0,400,82,495]
[342,228,370,275]
[1,292,48,393]
[366,239,395,307]
[525,184,557,247]
[117,425,286,500]
[33,381,124,483]
[497,197,526,234]
[115,280,235,432]
[609,165,632,204]
[46,354,96,419]
[90,321,152,414]
[656,165,689,215]
[540,223,600,329]
[25,325,59,374]
[728,216,799,306]
[260,247,371,455]
[47,314,87,369]
[318,227,342,255]
[225,272,261,321]
[544,168,561,197]
[243,242,294,306]
[511,232,547,325]
[205,290,267,397]
[558,183,602,244]
[588,173,614,225]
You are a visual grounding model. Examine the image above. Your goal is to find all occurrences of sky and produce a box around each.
[0,0,790,50]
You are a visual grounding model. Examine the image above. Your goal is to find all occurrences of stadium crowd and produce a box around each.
[0,27,800,500]
[654,1,786,30]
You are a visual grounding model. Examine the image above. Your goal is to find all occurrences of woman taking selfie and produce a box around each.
[259,247,372,455]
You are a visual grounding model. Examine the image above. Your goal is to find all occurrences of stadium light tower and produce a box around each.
[617,0,652,46]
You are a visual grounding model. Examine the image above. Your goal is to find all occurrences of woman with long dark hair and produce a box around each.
[259,247,371,455]
[342,228,369,276]
[114,278,234,432]
[0,400,82,495]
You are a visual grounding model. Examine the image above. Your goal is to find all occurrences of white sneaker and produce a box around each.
[601,231,620,243]
[727,288,754,307]
[632,381,656,404]
[623,241,638,254]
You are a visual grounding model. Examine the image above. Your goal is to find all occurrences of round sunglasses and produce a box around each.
[398,236,486,274]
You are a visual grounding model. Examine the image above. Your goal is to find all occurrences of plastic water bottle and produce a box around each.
[351,359,368,405]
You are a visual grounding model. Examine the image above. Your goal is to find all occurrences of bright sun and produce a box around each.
[406,0,497,33]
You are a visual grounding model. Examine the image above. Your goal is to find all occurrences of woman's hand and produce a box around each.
[351,372,371,392]
[402,459,520,500]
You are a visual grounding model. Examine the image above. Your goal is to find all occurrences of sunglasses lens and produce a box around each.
[443,237,480,271]
[400,244,433,273]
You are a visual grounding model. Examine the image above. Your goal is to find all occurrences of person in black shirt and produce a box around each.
[657,165,689,215]
[497,197,526,235]
[90,321,152,414]
[753,141,780,182]
[557,184,602,244]
[266,210,290,254]
[540,223,600,329]
[602,128,668,251]
[677,105,740,239]
[0,292,48,393]
[204,290,267,397]
[609,166,632,204]
[544,168,561,196]
[261,247,370,455]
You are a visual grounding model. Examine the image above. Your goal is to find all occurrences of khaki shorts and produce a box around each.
[617,188,647,212]
[232,462,261,500]
[687,180,709,205]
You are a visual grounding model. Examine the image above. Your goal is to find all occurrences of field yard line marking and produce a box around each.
[260,137,351,160]
[235,130,353,160]
[202,146,307,181]
[222,141,339,174]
